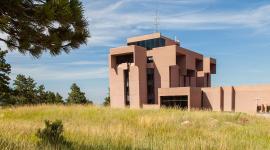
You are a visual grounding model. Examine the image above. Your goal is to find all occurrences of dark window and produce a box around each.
[147,68,155,104]
[150,39,155,49]
[116,54,133,65]
[147,56,153,63]
[124,70,130,106]
[196,59,203,71]
[206,73,210,87]
[145,40,150,50]
[155,38,160,47]
[127,42,136,46]
[136,41,144,47]
[160,38,165,47]
[161,96,188,108]
[210,63,216,74]
[187,69,195,77]
[127,38,166,50]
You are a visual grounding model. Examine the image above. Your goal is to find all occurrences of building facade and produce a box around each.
[109,33,270,113]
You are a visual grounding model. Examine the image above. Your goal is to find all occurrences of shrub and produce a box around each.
[36,120,69,147]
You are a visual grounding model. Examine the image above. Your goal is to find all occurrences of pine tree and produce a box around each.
[66,83,89,104]
[0,50,11,105]
[0,0,89,57]
[103,88,110,106]
[45,91,56,104]
[55,93,64,104]
[45,92,64,104]
[37,85,47,104]
[13,74,37,104]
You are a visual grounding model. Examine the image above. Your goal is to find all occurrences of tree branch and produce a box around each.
[0,37,19,49]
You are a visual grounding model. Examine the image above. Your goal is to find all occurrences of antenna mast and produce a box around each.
[154,2,160,33]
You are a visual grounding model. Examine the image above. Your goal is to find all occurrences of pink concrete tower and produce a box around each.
[109,33,270,114]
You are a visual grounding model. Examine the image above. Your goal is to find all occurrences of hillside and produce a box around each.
[0,105,270,150]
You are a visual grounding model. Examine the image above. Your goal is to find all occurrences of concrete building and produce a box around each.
[109,33,270,113]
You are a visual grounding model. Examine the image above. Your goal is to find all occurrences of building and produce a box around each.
[109,33,270,113]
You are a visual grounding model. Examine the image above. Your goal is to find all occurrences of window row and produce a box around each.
[128,38,166,50]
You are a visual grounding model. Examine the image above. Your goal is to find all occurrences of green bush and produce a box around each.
[36,120,69,147]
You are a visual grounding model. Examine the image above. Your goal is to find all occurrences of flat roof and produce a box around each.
[127,32,180,46]
[127,33,162,43]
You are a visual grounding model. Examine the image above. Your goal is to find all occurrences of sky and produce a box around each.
[3,0,270,104]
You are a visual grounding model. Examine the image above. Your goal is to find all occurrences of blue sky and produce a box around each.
[3,0,270,104]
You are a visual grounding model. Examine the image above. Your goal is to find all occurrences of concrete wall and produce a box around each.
[200,85,270,113]
[109,45,147,108]
[223,86,235,112]
[157,85,270,113]
[133,46,147,108]
[151,45,177,88]
[190,88,202,109]
[109,63,126,108]
[233,85,270,113]
[170,65,180,87]
[148,45,177,104]
[201,87,223,111]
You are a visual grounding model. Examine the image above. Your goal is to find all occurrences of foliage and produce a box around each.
[36,120,70,147]
[0,0,89,57]
[55,93,64,104]
[0,105,270,149]
[0,50,11,105]
[13,74,37,104]
[66,83,91,104]
[45,92,64,104]
[12,74,64,105]
[36,85,47,104]
[103,88,110,106]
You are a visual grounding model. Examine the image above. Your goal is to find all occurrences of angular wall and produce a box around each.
[234,85,270,113]
[109,46,147,108]
[201,87,223,111]
[201,85,270,113]
[223,86,235,112]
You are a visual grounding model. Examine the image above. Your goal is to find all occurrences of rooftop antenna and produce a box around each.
[154,2,160,33]
[174,36,180,43]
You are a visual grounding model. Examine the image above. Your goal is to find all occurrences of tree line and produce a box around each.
[0,51,92,106]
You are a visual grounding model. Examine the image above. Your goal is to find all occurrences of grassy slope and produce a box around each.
[0,105,270,150]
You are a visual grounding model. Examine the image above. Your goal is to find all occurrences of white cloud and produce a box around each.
[85,1,270,47]
[64,60,107,65]
[11,65,108,81]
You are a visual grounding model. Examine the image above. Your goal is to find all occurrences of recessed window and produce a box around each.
[127,38,166,50]
[147,68,155,104]
[161,96,188,108]
[147,56,153,63]
[196,59,203,71]
[116,54,133,65]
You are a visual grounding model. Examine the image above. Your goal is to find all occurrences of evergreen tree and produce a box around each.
[44,91,63,104]
[45,91,56,104]
[37,85,47,104]
[66,83,89,104]
[0,0,89,57]
[55,93,64,104]
[103,88,110,106]
[13,74,37,104]
[0,50,11,105]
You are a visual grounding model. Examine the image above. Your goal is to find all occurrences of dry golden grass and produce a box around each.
[0,105,270,150]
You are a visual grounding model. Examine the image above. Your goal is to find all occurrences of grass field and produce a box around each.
[0,105,270,150]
